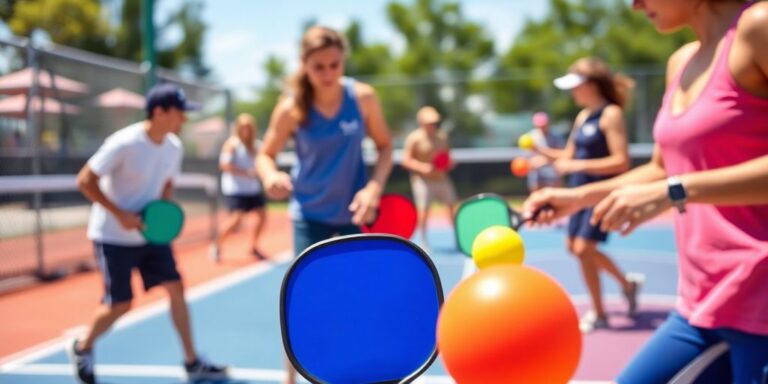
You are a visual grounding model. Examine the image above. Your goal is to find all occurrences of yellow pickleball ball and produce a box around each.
[518,134,535,150]
[471,226,526,269]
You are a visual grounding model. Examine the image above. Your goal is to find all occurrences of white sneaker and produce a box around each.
[208,244,220,263]
[579,310,610,333]
[624,273,645,317]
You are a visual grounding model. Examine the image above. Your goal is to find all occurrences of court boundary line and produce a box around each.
[438,248,679,266]
[0,249,292,371]
[2,363,613,383]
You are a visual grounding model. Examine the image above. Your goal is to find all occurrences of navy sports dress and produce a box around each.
[567,107,618,242]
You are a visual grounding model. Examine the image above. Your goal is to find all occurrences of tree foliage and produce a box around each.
[8,0,111,54]
[6,0,210,78]
[344,20,392,78]
[235,55,287,132]
[382,0,495,139]
[495,0,693,122]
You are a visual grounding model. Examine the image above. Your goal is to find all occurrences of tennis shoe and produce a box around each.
[185,355,228,380]
[579,310,610,333]
[67,339,95,384]
[624,272,645,317]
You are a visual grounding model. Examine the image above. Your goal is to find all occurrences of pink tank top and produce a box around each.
[653,2,768,335]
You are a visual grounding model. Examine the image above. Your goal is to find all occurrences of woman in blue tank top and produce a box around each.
[541,57,639,333]
[255,26,394,384]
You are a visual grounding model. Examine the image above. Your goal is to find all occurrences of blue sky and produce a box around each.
[0,1,548,97]
[184,0,549,97]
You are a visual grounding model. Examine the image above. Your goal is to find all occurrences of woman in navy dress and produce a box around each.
[548,57,641,332]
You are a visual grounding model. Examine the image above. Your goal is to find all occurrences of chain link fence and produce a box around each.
[0,36,663,283]
[0,37,231,281]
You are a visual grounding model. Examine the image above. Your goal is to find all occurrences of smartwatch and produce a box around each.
[667,176,687,214]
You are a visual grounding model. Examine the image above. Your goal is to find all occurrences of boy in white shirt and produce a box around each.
[70,84,227,384]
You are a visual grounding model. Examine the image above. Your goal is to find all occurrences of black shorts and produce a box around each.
[568,207,609,243]
[224,193,266,212]
[93,242,182,304]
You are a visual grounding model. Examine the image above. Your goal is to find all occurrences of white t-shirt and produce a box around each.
[86,123,183,245]
[220,138,262,196]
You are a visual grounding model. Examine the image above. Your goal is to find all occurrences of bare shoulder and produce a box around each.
[274,96,296,116]
[667,42,699,81]
[573,108,591,126]
[271,96,300,126]
[353,81,377,103]
[739,2,768,43]
[599,105,626,132]
[221,136,236,150]
[403,130,419,146]
[602,104,625,119]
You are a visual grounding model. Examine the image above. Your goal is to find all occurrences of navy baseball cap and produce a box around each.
[145,83,201,114]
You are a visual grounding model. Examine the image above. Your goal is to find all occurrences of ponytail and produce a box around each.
[290,26,347,125]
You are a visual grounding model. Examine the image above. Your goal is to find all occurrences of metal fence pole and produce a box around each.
[25,44,46,278]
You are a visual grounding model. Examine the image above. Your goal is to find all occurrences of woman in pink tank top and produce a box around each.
[524,1,768,382]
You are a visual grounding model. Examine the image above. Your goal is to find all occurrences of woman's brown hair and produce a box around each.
[570,57,635,108]
[291,26,347,125]
[232,113,256,153]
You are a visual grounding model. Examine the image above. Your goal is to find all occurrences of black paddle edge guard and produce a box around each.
[453,192,511,257]
[279,233,445,384]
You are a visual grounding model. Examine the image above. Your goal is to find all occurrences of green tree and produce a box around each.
[8,0,111,54]
[235,55,287,131]
[385,0,495,142]
[496,0,693,140]
[344,20,392,77]
[8,0,210,79]
[0,0,18,20]
[114,0,210,78]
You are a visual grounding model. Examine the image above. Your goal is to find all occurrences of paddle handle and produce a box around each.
[511,204,553,230]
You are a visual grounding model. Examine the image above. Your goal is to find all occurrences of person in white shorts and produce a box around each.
[70,83,227,384]
[211,113,268,261]
[401,106,458,251]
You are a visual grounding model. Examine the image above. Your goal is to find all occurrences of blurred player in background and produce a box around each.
[401,106,457,251]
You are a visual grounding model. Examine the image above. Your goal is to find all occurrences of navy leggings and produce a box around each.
[618,311,768,384]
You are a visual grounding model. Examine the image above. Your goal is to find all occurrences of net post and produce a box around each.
[26,43,46,278]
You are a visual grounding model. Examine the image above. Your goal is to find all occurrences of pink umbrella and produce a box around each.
[0,94,80,118]
[190,116,226,134]
[188,116,227,157]
[92,88,145,109]
[0,68,89,97]
[92,88,146,129]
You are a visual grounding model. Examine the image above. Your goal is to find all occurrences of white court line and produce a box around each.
[433,248,679,266]
[3,363,613,384]
[0,250,292,371]
[569,293,678,306]
[460,258,476,280]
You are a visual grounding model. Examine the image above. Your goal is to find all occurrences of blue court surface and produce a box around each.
[0,223,678,384]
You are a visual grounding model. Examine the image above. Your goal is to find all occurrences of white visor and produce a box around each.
[553,73,587,90]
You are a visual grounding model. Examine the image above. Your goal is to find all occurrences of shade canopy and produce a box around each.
[0,68,89,97]
[0,94,80,118]
[92,87,145,110]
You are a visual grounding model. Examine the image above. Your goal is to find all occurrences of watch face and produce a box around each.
[669,184,686,201]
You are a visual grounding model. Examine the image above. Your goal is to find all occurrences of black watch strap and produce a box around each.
[667,176,687,214]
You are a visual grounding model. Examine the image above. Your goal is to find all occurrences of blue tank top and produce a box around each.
[289,78,368,224]
[568,106,615,188]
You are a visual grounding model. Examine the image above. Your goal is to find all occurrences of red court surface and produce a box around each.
[0,210,292,359]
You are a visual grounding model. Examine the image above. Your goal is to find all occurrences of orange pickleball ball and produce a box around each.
[510,157,529,177]
[437,265,582,384]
